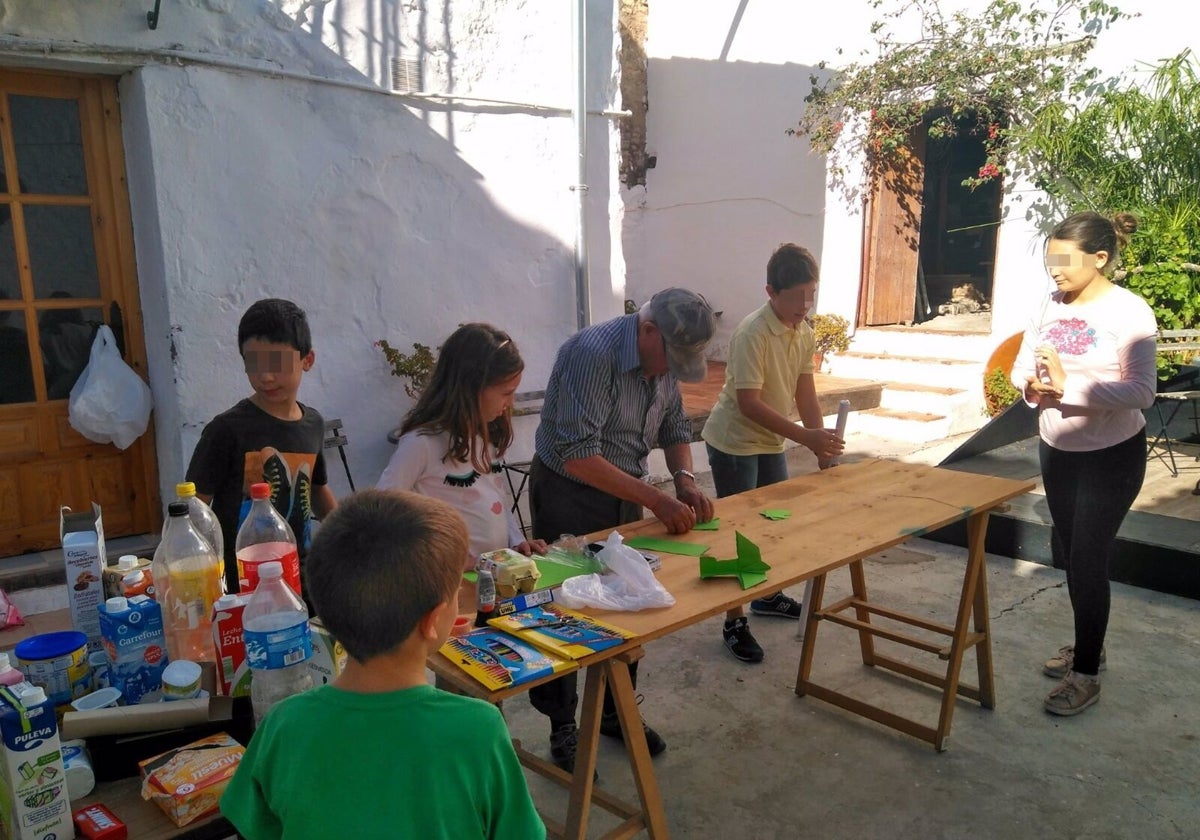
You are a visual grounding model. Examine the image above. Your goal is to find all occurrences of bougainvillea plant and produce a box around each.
[792,0,1128,195]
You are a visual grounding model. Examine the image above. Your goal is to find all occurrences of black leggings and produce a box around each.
[1039,429,1145,676]
[526,456,644,726]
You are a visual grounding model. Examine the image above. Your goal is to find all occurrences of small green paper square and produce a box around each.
[761,509,792,521]
[693,519,720,531]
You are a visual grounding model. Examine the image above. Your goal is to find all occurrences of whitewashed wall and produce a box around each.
[632,0,1200,349]
[0,0,623,503]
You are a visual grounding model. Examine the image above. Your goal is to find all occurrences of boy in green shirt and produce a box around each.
[221,489,545,840]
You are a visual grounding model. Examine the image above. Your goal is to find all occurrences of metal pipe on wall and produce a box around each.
[572,0,591,331]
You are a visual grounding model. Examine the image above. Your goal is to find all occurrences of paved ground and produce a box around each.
[499,431,1200,839]
[503,537,1200,839]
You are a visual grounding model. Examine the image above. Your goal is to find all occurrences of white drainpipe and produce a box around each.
[572,0,592,330]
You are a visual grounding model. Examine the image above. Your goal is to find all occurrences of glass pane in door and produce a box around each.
[9,94,88,196]
[0,212,18,300]
[0,313,35,404]
[25,204,99,300]
[39,304,102,400]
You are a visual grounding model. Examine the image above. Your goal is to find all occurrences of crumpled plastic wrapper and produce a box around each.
[0,587,24,630]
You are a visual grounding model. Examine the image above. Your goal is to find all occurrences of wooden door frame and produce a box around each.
[0,68,160,555]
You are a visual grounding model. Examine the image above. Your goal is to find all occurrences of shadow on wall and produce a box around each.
[118,2,617,500]
[624,57,830,357]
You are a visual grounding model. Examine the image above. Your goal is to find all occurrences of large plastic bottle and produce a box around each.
[243,561,312,724]
[235,482,301,596]
[152,502,225,664]
[175,481,225,561]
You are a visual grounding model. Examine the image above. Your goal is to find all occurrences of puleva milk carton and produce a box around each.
[60,504,106,654]
[212,594,250,697]
[0,683,71,840]
[98,595,169,705]
[307,618,348,687]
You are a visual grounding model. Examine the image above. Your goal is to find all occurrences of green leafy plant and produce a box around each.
[1018,49,1200,370]
[793,0,1126,195]
[983,366,1022,417]
[809,313,851,356]
[375,339,437,399]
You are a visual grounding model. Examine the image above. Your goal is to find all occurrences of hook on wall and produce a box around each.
[147,0,162,30]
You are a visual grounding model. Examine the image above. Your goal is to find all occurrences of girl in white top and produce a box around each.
[1011,211,1157,717]
[378,324,546,567]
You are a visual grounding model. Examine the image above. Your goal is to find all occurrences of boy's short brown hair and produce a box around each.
[766,243,819,291]
[306,489,467,662]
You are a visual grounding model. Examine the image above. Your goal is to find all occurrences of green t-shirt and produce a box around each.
[703,302,815,455]
[220,684,545,840]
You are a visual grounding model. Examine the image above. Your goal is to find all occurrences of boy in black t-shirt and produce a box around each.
[186,298,337,593]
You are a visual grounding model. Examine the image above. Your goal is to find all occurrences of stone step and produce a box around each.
[830,351,985,390]
[849,326,1002,359]
[851,406,955,443]
[879,381,987,438]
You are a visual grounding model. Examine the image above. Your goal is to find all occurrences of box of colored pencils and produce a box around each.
[487,604,635,660]
[439,628,577,691]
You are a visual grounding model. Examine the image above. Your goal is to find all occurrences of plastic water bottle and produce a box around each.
[243,561,312,724]
[152,502,225,664]
[235,483,301,596]
[175,481,225,561]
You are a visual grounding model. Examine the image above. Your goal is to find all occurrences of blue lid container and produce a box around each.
[15,631,88,661]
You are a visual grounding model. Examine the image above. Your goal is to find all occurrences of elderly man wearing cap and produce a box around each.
[527,287,717,773]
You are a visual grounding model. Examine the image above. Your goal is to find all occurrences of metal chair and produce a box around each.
[1147,330,1200,477]
[323,418,355,491]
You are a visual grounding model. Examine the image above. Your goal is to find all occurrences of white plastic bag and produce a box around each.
[558,531,675,611]
[68,325,153,449]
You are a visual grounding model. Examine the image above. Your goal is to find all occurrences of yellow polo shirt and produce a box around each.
[702,302,815,455]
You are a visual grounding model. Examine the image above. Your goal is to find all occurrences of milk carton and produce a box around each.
[60,504,106,653]
[0,684,71,840]
[98,595,169,705]
[307,617,348,687]
[212,594,250,696]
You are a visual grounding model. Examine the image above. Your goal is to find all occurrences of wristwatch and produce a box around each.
[672,468,696,483]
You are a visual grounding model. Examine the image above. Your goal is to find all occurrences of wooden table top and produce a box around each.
[433,458,1034,697]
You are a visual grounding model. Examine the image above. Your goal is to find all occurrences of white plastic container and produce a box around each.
[161,660,203,701]
[243,561,312,724]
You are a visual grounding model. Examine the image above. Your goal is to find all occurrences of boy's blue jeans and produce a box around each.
[705,444,788,497]
[706,444,790,610]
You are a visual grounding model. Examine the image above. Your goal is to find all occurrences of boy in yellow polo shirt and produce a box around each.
[701,243,845,662]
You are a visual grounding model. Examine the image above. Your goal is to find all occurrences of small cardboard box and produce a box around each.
[0,683,71,840]
[60,504,106,654]
[138,732,245,827]
[307,617,347,687]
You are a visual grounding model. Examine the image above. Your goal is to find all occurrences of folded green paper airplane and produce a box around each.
[698,531,770,589]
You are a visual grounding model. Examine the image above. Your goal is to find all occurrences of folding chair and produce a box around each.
[1147,329,1200,477]
[502,460,533,537]
[323,418,355,491]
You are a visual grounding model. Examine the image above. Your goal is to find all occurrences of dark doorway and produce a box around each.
[915,116,1002,328]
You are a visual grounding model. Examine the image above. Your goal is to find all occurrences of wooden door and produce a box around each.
[0,69,159,556]
[859,132,926,326]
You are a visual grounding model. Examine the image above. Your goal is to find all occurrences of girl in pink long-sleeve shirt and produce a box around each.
[1011,210,1157,717]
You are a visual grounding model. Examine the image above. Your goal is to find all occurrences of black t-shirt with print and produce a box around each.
[186,398,328,593]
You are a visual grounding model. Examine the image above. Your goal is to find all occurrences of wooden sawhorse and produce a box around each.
[513,648,669,839]
[794,512,995,752]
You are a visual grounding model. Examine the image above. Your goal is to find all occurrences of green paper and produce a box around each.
[463,570,478,583]
[692,518,720,531]
[697,531,771,589]
[760,509,792,521]
[533,550,603,589]
[625,536,709,556]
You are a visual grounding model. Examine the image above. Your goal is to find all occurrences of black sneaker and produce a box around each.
[549,722,580,772]
[750,592,803,619]
[723,616,764,663]
[599,707,666,757]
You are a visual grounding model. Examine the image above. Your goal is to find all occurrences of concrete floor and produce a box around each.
[500,435,1200,839]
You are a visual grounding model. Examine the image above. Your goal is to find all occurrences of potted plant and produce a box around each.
[808,313,850,372]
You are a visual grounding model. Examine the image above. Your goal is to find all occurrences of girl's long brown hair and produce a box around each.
[399,323,523,474]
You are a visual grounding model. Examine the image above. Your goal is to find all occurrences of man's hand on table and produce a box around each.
[650,492,697,534]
